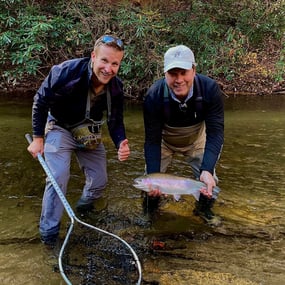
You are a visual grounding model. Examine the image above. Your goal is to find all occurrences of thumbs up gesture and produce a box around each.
[118,139,130,161]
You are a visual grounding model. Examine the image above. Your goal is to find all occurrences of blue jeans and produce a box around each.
[39,124,107,239]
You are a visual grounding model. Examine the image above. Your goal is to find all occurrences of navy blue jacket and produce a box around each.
[32,57,126,148]
[143,74,224,174]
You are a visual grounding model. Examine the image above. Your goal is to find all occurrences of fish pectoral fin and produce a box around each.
[173,194,181,201]
[149,183,160,192]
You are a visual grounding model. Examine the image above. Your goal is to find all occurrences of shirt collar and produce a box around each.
[169,86,194,103]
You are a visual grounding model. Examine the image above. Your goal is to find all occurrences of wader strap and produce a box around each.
[86,88,91,119]
[194,76,203,114]
[163,79,170,120]
[88,86,111,121]
[84,87,111,122]
[106,87,111,122]
[54,86,111,129]
[163,76,204,120]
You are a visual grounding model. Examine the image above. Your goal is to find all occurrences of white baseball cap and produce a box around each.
[164,45,197,73]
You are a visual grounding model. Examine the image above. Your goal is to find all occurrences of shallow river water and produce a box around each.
[0,95,284,285]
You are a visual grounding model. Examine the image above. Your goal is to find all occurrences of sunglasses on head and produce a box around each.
[98,35,124,50]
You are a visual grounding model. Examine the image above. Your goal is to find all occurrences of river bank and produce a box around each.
[1,41,284,100]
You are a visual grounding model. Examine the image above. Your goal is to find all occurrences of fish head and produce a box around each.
[133,176,149,191]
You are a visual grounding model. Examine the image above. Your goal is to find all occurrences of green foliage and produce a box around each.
[159,0,284,82]
[0,10,50,82]
[113,7,169,98]
[237,1,285,44]
[274,41,285,82]
[162,12,224,75]
[0,0,94,85]
[0,0,284,95]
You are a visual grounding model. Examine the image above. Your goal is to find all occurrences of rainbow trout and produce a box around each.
[134,173,209,201]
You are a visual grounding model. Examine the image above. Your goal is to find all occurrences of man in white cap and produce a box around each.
[143,45,224,226]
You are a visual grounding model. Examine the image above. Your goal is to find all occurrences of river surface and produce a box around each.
[0,95,284,285]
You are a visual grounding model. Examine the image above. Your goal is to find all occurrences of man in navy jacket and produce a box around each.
[27,35,130,245]
[143,45,224,225]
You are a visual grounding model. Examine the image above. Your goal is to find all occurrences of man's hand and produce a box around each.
[27,137,44,158]
[199,170,216,198]
[147,186,162,197]
[118,139,130,161]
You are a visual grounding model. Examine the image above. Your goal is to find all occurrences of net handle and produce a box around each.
[25,133,76,219]
[25,133,142,284]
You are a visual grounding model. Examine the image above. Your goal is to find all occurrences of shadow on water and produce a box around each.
[0,95,285,285]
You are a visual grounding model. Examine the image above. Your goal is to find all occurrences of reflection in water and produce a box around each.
[0,96,285,285]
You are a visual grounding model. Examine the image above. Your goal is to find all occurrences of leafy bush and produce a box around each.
[0,0,284,96]
[113,7,169,98]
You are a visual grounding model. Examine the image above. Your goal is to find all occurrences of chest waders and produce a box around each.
[56,87,111,150]
[163,76,204,121]
[161,76,206,167]
[163,77,222,226]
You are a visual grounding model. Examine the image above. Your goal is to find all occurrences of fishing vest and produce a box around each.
[163,75,204,121]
